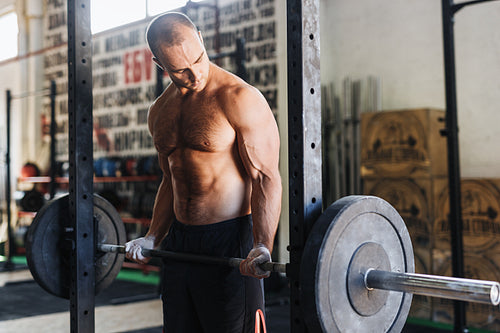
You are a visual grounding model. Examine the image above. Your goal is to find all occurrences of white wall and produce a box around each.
[320,0,500,178]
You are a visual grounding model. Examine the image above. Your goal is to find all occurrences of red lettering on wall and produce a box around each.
[124,52,132,84]
[123,48,155,84]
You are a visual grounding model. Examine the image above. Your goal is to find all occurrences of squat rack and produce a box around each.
[63,0,500,332]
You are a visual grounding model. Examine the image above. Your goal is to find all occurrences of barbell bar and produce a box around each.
[365,269,500,305]
[96,243,500,306]
[26,194,500,332]
[97,244,287,274]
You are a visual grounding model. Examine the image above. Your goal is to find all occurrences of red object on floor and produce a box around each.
[255,308,267,333]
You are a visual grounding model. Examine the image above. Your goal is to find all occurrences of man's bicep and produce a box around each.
[237,105,280,180]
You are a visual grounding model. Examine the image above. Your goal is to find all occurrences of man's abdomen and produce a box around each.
[170,149,251,225]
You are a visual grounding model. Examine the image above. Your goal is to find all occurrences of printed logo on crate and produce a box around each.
[361,112,429,175]
[434,179,500,252]
[364,178,431,248]
[360,109,447,178]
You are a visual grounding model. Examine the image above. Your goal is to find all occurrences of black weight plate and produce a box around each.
[25,194,126,299]
[300,195,415,332]
[93,194,127,294]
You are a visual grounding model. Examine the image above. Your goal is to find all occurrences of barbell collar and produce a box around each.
[365,269,500,306]
[97,244,287,274]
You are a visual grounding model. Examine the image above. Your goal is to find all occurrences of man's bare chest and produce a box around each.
[153,101,235,154]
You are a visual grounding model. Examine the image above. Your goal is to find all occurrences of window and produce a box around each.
[91,0,205,34]
[147,0,197,16]
[91,0,146,33]
[0,12,18,61]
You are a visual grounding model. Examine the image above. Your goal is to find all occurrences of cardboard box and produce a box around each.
[361,109,447,178]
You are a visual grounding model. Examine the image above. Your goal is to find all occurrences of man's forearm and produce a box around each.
[251,174,282,253]
[145,176,174,248]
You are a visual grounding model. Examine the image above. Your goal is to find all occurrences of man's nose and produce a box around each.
[188,66,201,82]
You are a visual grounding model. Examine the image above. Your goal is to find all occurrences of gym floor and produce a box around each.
[0,257,452,333]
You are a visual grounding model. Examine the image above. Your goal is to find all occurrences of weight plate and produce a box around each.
[301,195,415,332]
[25,194,126,299]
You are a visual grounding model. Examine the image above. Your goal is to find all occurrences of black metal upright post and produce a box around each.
[440,0,499,331]
[67,0,94,331]
[286,1,322,332]
[441,1,467,331]
[2,90,14,270]
[49,80,57,199]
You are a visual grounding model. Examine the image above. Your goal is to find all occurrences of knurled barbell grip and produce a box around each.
[97,244,287,274]
[365,269,500,306]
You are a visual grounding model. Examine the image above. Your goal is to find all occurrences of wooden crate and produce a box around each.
[360,108,447,178]
[364,176,500,327]
[363,177,446,249]
[433,178,500,254]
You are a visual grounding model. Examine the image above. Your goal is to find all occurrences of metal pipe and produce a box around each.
[365,269,500,306]
[97,244,287,274]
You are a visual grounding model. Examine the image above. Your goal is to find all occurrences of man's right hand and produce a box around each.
[239,244,272,279]
[125,236,155,264]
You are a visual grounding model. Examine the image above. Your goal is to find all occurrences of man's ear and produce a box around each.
[198,31,204,44]
[152,57,165,71]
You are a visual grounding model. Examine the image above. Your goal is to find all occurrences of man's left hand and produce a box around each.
[239,244,271,279]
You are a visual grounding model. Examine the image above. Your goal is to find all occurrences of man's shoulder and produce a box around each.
[147,85,177,129]
[150,85,176,112]
[215,81,270,126]
[214,73,259,101]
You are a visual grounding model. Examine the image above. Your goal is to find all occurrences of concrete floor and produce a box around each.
[0,268,163,333]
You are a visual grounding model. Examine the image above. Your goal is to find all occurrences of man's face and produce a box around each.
[157,27,210,93]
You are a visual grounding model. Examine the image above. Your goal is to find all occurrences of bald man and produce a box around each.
[124,12,282,333]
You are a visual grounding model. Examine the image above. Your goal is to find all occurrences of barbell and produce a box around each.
[25,194,499,332]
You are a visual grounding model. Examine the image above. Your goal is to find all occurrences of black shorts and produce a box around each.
[160,215,264,333]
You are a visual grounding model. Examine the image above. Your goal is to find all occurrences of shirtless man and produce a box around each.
[124,12,282,332]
